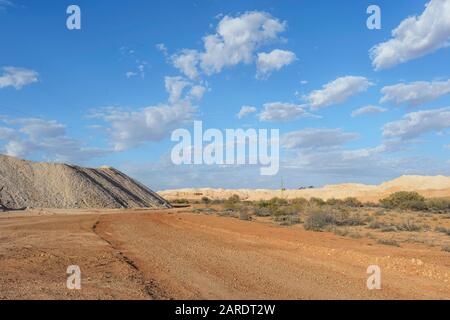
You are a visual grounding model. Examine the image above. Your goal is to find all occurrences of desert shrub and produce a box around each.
[381,226,397,232]
[290,197,308,207]
[342,197,363,208]
[254,207,271,217]
[380,192,426,211]
[363,202,379,208]
[368,221,387,229]
[326,198,343,206]
[377,239,400,247]
[270,207,292,217]
[227,194,241,203]
[309,197,326,207]
[275,215,301,226]
[254,197,292,217]
[304,211,336,231]
[171,198,189,204]
[394,220,425,232]
[267,197,289,206]
[201,196,211,204]
[194,208,217,214]
[435,226,450,236]
[337,213,367,226]
[239,211,251,221]
[442,245,450,252]
[426,198,450,213]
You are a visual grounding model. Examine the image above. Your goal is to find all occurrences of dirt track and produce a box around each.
[1,209,449,299]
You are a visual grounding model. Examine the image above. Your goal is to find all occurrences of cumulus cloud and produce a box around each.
[256,49,296,79]
[382,107,450,140]
[351,105,387,117]
[0,67,38,89]
[258,102,316,122]
[91,76,202,151]
[282,128,359,150]
[305,76,373,110]
[370,0,450,70]
[0,117,109,162]
[92,103,194,151]
[171,49,200,79]
[171,11,290,79]
[236,105,257,119]
[380,79,450,107]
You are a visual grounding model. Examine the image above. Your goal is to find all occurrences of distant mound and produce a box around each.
[0,155,171,210]
[159,175,450,203]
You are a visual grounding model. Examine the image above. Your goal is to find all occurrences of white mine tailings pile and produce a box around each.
[0,155,171,210]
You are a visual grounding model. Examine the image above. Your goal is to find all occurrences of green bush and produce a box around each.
[304,211,336,231]
[342,197,363,208]
[380,191,426,210]
[426,198,450,212]
[201,196,211,204]
[171,198,189,204]
[309,197,326,207]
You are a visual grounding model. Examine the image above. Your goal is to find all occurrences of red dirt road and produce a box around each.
[1,209,449,299]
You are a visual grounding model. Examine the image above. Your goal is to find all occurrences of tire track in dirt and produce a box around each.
[92,218,170,299]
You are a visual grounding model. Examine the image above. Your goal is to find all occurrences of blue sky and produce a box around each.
[0,0,449,190]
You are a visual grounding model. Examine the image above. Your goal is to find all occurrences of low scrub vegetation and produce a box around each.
[187,193,450,248]
[377,239,400,247]
[380,192,450,212]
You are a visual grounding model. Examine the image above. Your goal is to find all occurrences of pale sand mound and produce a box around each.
[159,175,450,203]
[0,155,171,209]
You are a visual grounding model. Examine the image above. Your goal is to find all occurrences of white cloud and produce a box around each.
[256,49,296,79]
[370,0,450,70]
[201,11,286,75]
[0,117,109,162]
[306,76,373,110]
[351,105,387,117]
[156,43,168,56]
[0,67,38,89]
[91,76,202,151]
[236,105,257,119]
[0,126,17,140]
[92,103,194,151]
[380,79,450,107]
[126,71,139,78]
[282,128,359,150]
[171,11,290,79]
[165,76,191,103]
[444,144,450,149]
[383,107,450,140]
[258,102,316,122]
[188,84,207,100]
[171,49,200,80]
